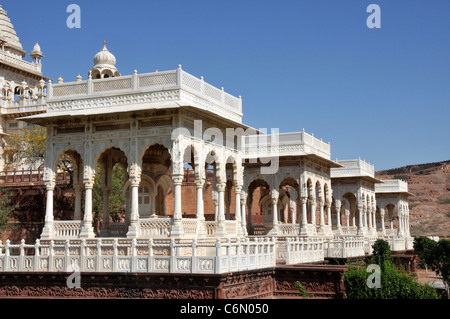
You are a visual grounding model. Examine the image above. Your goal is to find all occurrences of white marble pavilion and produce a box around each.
[0,4,413,274]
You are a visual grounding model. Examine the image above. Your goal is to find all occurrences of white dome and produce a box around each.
[32,42,41,53]
[93,41,116,67]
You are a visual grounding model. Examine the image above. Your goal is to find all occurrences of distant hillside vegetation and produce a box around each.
[377,160,450,176]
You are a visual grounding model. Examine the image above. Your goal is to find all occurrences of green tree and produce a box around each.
[92,163,127,228]
[0,188,17,232]
[344,239,438,299]
[371,238,392,266]
[414,236,450,298]
[3,126,46,169]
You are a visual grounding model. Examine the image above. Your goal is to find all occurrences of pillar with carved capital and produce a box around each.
[195,178,206,236]
[379,208,386,235]
[215,182,227,237]
[310,196,316,227]
[372,207,377,233]
[233,186,242,236]
[212,190,218,221]
[357,205,366,236]
[170,175,184,237]
[326,202,332,226]
[346,209,351,228]
[126,163,141,238]
[319,198,325,228]
[364,205,368,229]
[398,206,405,236]
[290,199,296,225]
[80,181,95,238]
[234,186,242,223]
[335,199,342,235]
[271,189,279,235]
[195,180,205,221]
[300,197,308,236]
[41,177,55,239]
[240,190,248,236]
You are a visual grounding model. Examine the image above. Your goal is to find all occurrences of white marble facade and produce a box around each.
[0,5,414,273]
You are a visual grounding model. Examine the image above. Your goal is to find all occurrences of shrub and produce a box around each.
[294,281,314,298]
[344,240,439,299]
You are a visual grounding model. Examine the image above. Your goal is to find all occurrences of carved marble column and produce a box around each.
[310,195,316,227]
[289,199,296,225]
[80,181,95,238]
[240,190,248,236]
[215,182,227,237]
[398,205,405,236]
[195,178,206,237]
[126,164,141,238]
[212,190,218,221]
[300,197,308,236]
[346,209,350,228]
[319,197,325,228]
[271,189,279,235]
[372,207,377,233]
[234,186,242,223]
[357,204,366,236]
[170,175,184,237]
[195,180,205,221]
[379,207,386,235]
[41,170,55,239]
[364,205,368,229]
[335,199,342,235]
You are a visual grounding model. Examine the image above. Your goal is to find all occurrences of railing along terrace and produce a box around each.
[0,51,42,74]
[47,67,242,121]
[0,237,276,274]
[331,159,375,178]
[0,99,47,114]
[375,179,409,193]
[277,237,325,264]
[243,131,331,160]
[323,236,365,259]
[0,168,70,185]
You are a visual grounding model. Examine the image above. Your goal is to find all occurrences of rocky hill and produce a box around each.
[376,160,450,238]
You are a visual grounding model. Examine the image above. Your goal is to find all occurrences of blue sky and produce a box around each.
[3,0,449,170]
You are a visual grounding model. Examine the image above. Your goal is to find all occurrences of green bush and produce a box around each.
[294,281,314,298]
[344,239,439,299]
